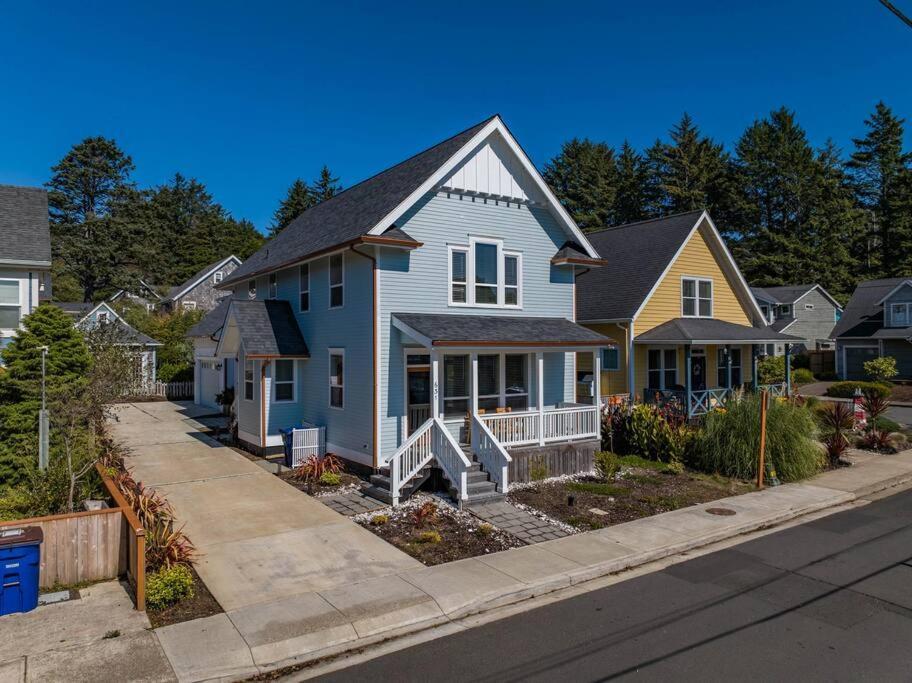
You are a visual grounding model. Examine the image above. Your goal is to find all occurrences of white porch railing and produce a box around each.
[480,410,540,447]
[408,404,431,435]
[388,417,471,506]
[479,405,600,448]
[471,413,512,493]
[689,388,731,416]
[124,380,194,400]
[759,383,787,398]
[542,405,600,442]
[290,424,326,466]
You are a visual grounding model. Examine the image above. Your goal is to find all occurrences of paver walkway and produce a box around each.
[468,500,570,544]
[108,401,420,613]
[321,489,387,516]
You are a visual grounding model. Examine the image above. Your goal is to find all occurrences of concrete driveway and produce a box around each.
[108,401,419,612]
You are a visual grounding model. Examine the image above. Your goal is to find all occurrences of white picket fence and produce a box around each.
[125,380,194,400]
[290,424,327,466]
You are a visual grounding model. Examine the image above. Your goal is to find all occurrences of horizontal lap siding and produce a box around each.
[577,323,629,395]
[377,192,576,462]
[785,289,839,349]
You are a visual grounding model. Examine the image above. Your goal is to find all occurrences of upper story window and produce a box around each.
[448,238,521,308]
[891,302,911,327]
[299,264,310,312]
[248,280,257,299]
[0,280,20,329]
[97,311,109,323]
[329,254,344,309]
[268,273,278,299]
[329,349,344,408]
[778,304,791,317]
[682,277,712,318]
[213,271,224,284]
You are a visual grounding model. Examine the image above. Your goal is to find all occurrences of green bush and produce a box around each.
[146,564,194,610]
[416,530,442,544]
[693,393,821,481]
[626,405,693,464]
[826,381,892,399]
[157,362,193,383]
[758,355,786,384]
[864,356,899,382]
[318,471,341,486]
[792,368,815,386]
[594,451,619,480]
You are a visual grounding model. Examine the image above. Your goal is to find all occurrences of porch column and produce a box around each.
[536,351,545,446]
[725,344,732,389]
[592,349,602,408]
[684,344,693,418]
[430,349,441,420]
[751,345,759,391]
[784,343,792,396]
[470,352,479,413]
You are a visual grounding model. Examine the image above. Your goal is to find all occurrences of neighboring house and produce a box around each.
[200,115,612,505]
[832,278,912,380]
[56,301,162,385]
[162,256,241,312]
[186,298,235,410]
[0,185,52,357]
[575,211,801,417]
[108,280,162,312]
[750,284,842,354]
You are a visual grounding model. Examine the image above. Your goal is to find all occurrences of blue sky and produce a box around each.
[1,1,910,232]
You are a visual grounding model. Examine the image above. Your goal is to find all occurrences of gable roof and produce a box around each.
[166,255,241,302]
[186,298,231,339]
[751,284,843,310]
[874,279,912,305]
[109,279,162,303]
[223,300,309,357]
[54,301,160,346]
[0,185,51,266]
[220,115,599,288]
[832,277,910,338]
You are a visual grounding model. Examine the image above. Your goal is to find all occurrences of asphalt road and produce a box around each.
[318,489,912,682]
[886,405,912,428]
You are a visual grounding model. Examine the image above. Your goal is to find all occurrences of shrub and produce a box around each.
[416,530,442,544]
[476,522,494,536]
[369,514,388,526]
[146,564,194,610]
[864,356,898,382]
[292,453,343,483]
[826,381,892,399]
[625,404,693,464]
[594,451,619,480]
[411,501,438,528]
[145,522,196,571]
[875,416,902,434]
[318,471,342,486]
[792,368,815,386]
[818,402,854,467]
[529,458,549,481]
[693,393,821,481]
[567,481,624,496]
[758,355,786,384]
[157,362,193,383]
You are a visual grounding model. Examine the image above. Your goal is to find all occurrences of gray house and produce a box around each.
[750,284,842,354]
[163,255,241,312]
[199,115,612,505]
[0,185,52,356]
[833,277,912,380]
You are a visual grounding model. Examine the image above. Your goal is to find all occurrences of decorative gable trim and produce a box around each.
[76,301,123,327]
[169,255,242,303]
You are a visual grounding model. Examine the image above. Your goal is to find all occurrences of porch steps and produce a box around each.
[363,464,434,505]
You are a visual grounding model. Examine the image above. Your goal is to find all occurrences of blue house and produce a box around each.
[206,115,612,504]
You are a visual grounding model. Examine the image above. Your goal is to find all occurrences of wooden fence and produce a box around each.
[124,380,194,400]
[808,350,836,377]
[0,465,146,610]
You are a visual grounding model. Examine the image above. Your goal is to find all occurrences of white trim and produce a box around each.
[680,275,713,318]
[391,316,433,348]
[272,358,296,403]
[0,258,51,268]
[267,273,277,299]
[75,301,124,327]
[243,359,255,402]
[448,245,469,306]
[329,348,345,409]
[875,280,912,306]
[448,237,522,309]
[169,255,241,302]
[328,252,344,309]
[298,263,310,313]
[364,116,601,259]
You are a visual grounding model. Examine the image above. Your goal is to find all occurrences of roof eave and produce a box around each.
[552,256,609,267]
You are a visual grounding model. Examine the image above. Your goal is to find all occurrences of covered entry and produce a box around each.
[844,346,879,380]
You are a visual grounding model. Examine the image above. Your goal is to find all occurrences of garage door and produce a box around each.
[845,347,879,380]
[199,360,221,409]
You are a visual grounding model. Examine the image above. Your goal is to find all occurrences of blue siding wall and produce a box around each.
[377,191,578,461]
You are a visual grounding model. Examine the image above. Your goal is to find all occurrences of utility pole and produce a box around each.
[38,345,49,470]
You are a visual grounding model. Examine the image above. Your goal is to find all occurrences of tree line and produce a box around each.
[543,103,912,301]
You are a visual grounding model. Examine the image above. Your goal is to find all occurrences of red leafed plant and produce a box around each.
[145,522,197,571]
[292,453,343,483]
[819,402,854,467]
[411,500,439,528]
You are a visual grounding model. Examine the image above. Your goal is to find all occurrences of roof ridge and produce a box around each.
[585,209,704,236]
[0,183,46,193]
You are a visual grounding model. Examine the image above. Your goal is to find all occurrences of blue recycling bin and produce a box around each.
[0,526,43,616]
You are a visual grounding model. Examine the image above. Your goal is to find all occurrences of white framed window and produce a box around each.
[716,348,742,387]
[474,239,499,304]
[299,263,310,312]
[273,359,295,402]
[475,352,530,413]
[504,252,521,307]
[804,303,814,310]
[682,277,712,318]
[449,246,468,304]
[448,237,523,308]
[329,253,344,309]
[182,301,197,311]
[268,273,277,299]
[248,280,257,299]
[96,311,109,323]
[601,346,620,371]
[244,360,255,401]
[443,354,469,417]
[213,271,224,284]
[0,280,20,330]
[647,349,678,390]
[329,349,344,408]
[779,305,791,317]
[891,302,910,327]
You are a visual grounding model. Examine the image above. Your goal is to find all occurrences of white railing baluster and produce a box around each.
[471,414,512,493]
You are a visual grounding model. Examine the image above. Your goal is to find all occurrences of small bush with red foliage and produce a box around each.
[292,453,343,484]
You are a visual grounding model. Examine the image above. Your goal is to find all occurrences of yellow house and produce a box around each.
[575,210,799,416]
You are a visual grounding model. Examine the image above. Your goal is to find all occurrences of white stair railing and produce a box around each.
[432,417,472,502]
[471,414,512,493]
[387,417,471,505]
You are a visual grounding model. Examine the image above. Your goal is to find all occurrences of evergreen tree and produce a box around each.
[543,138,617,230]
[270,179,315,237]
[847,102,911,277]
[46,137,136,301]
[613,141,650,224]
[311,165,342,202]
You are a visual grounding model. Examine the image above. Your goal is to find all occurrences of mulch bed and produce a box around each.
[147,565,223,629]
[356,498,523,565]
[278,470,364,494]
[509,467,754,532]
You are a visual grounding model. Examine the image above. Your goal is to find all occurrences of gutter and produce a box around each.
[349,244,380,469]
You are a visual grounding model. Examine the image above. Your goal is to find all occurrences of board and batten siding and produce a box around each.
[885,283,912,327]
[636,225,751,334]
[377,191,577,462]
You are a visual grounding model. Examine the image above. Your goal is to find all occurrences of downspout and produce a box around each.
[350,244,379,469]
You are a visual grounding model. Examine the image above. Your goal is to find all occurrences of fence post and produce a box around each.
[757,389,768,489]
[135,531,146,611]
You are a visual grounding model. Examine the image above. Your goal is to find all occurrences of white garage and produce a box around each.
[197,358,222,409]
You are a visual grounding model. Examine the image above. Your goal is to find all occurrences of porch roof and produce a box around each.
[634,318,802,345]
[871,326,912,340]
[392,312,615,348]
[225,299,310,358]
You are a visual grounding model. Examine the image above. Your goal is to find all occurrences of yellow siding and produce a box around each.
[636,224,751,334]
[632,343,754,398]
[577,322,629,396]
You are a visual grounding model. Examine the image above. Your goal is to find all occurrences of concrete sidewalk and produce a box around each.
[152,448,912,682]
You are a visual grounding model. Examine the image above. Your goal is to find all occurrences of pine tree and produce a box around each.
[270,179,315,237]
[311,166,342,203]
[543,138,617,231]
[46,137,136,301]
[613,142,650,224]
[847,102,911,277]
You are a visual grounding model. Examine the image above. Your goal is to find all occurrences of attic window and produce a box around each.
[682,278,712,318]
[97,311,109,323]
[804,303,814,311]
[213,271,224,284]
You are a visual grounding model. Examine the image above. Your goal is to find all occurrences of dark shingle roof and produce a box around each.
[750,287,778,304]
[110,320,161,346]
[230,300,309,357]
[757,285,817,304]
[770,317,796,332]
[0,185,51,264]
[166,256,240,301]
[393,313,614,347]
[634,318,801,344]
[576,211,704,321]
[832,277,910,338]
[55,301,94,317]
[186,298,231,339]
[221,116,497,288]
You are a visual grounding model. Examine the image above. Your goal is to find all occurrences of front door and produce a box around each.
[407,368,431,435]
[690,350,707,391]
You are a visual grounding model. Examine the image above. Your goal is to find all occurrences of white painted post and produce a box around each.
[536,351,545,446]
[470,352,479,414]
[430,349,441,420]
[593,349,602,442]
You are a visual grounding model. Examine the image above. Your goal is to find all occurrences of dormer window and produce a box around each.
[248,280,257,299]
[682,277,712,318]
[891,302,910,327]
